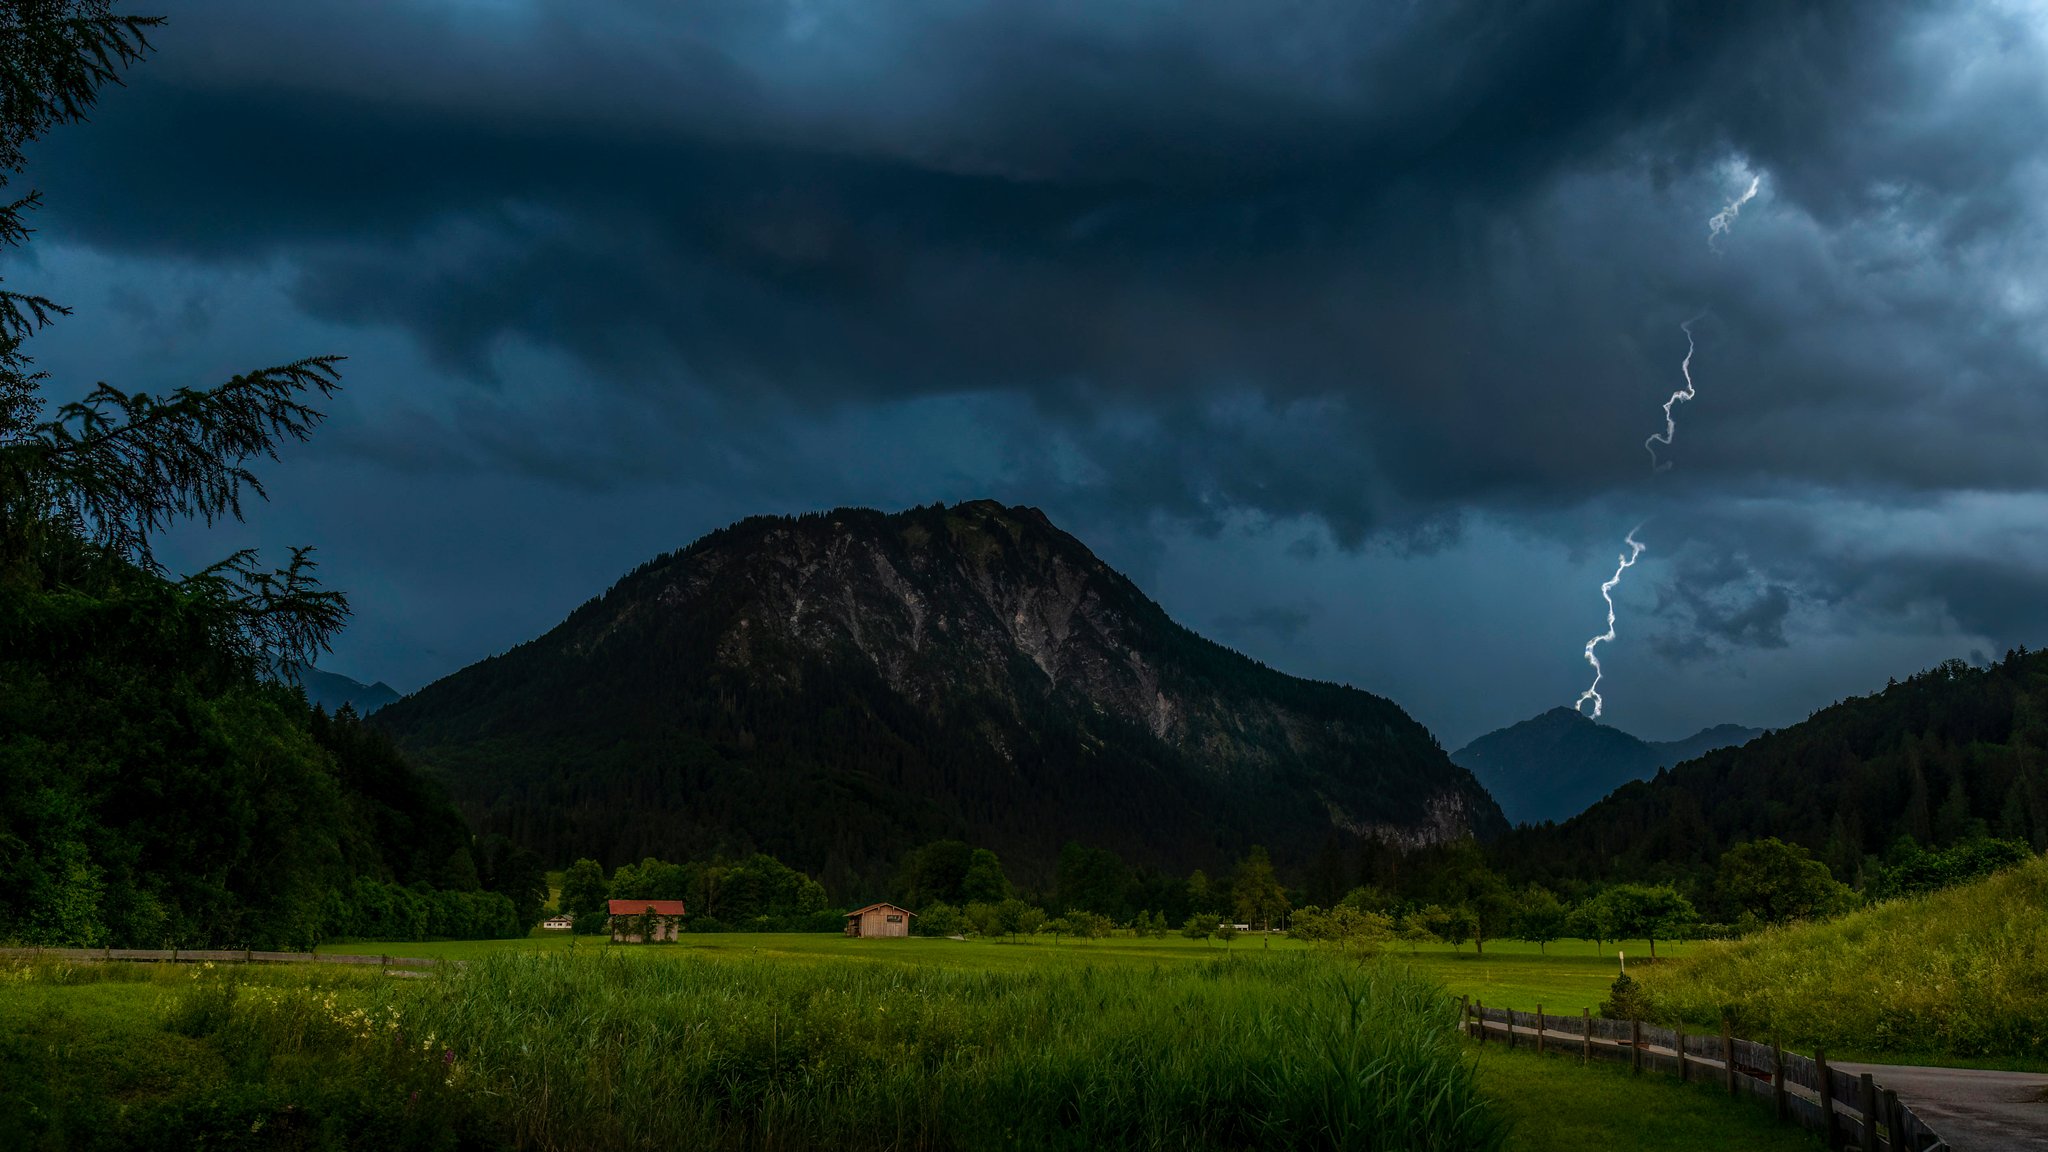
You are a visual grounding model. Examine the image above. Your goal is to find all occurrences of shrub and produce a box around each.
[1599,972,1652,1021]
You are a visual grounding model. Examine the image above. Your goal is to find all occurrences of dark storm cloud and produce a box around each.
[24,0,2048,695]
[1647,547,1794,663]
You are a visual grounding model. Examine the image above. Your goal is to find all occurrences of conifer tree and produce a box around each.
[0,2,345,673]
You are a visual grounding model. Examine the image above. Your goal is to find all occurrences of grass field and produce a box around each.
[3,944,1810,1152]
[317,930,1681,1014]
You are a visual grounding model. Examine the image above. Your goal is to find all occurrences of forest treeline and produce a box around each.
[0,5,537,951]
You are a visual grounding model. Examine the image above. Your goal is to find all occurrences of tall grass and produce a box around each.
[1638,855,2048,1058]
[403,951,1504,1152]
[1,959,499,1150]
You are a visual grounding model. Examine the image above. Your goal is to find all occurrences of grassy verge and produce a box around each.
[1638,856,2048,1064]
[1476,1044,1824,1152]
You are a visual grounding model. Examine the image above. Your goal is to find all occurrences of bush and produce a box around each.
[1291,905,1395,947]
[1599,972,1652,1021]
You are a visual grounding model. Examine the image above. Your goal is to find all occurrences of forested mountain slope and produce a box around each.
[1452,707,1761,825]
[376,500,1503,890]
[1494,653,2048,888]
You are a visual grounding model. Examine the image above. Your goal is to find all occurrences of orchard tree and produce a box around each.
[1513,884,1567,954]
[1600,885,1697,958]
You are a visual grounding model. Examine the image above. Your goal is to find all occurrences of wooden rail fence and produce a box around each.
[1461,999,1949,1152]
[0,946,440,972]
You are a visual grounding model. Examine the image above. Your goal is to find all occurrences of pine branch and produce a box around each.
[178,545,351,675]
[29,356,344,565]
[0,6,160,176]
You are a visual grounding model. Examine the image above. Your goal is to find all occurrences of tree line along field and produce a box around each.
[0,944,1824,1152]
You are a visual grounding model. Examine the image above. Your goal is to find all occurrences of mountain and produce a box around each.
[1494,653,2048,889]
[294,665,401,715]
[1451,708,1762,825]
[374,500,1504,891]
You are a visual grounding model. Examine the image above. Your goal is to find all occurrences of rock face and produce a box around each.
[375,500,1503,889]
[1451,707,1762,826]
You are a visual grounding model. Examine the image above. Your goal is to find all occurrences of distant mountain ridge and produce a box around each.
[1451,707,1762,825]
[1494,652,2048,888]
[293,665,401,716]
[374,500,1504,891]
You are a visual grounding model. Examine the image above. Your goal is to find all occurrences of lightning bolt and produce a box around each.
[1644,317,1703,472]
[1575,528,1646,719]
[1707,174,1760,253]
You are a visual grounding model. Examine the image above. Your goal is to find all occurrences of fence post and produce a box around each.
[1582,1008,1591,1064]
[1723,1017,1737,1096]
[1536,1004,1545,1056]
[1459,995,1469,1038]
[1773,1041,1788,1122]
[1817,1047,1838,1149]
[1859,1073,1879,1152]
[1676,1023,1688,1082]
[1476,1001,1485,1044]
[1631,1018,1642,1075]
[1882,1087,1901,1152]
[1507,1007,1516,1049]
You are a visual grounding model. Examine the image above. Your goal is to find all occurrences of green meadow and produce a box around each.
[1639,854,2048,1065]
[1,935,1815,1152]
[318,930,1684,1013]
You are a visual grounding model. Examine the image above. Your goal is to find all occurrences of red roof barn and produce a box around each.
[608,899,686,943]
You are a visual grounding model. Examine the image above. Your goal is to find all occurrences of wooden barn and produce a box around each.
[608,898,685,942]
[844,902,915,938]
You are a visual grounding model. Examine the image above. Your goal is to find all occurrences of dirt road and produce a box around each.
[1835,1062,2048,1152]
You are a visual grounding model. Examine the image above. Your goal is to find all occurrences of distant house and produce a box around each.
[844,902,915,938]
[541,913,574,931]
[609,899,686,942]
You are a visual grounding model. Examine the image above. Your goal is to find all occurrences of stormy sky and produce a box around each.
[19,0,2048,747]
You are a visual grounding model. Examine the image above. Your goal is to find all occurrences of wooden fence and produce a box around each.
[0,946,439,971]
[1461,1000,1948,1152]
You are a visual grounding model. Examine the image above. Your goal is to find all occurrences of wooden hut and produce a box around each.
[844,902,915,938]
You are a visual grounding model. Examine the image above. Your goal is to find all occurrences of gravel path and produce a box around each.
[1835,1062,2048,1152]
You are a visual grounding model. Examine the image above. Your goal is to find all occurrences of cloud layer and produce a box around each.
[18,0,2048,743]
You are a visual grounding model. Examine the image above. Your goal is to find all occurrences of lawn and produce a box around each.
[1477,1044,1823,1152]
